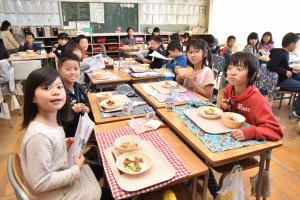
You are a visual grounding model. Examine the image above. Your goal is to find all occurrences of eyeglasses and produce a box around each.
[187,50,202,55]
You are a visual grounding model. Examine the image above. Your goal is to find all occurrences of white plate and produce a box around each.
[198,106,223,119]
[114,135,141,153]
[116,151,152,175]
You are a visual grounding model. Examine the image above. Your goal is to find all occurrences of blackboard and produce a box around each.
[61,2,138,33]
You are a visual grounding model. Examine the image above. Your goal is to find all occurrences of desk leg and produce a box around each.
[192,177,197,200]
[256,152,267,200]
[201,173,208,200]
[263,151,272,200]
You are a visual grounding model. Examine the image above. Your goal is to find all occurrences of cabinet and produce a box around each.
[35,33,207,56]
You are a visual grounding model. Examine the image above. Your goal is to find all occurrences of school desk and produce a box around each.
[156,107,283,200]
[87,69,131,91]
[94,121,208,200]
[88,92,146,124]
[8,54,48,62]
[133,83,207,110]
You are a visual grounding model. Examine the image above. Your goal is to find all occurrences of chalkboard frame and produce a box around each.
[60,1,139,33]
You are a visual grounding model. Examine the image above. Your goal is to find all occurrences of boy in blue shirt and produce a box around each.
[18,32,41,52]
[166,41,187,77]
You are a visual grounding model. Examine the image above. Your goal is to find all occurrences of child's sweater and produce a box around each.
[221,85,283,141]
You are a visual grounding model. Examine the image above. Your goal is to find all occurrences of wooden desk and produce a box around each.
[157,108,283,199]
[94,121,208,200]
[87,69,131,90]
[9,54,48,62]
[88,93,146,124]
[133,83,207,110]
[119,70,162,83]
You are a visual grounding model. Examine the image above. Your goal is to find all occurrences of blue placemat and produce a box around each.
[175,100,266,152]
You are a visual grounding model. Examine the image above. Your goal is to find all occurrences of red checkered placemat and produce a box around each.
[95,127,190,200]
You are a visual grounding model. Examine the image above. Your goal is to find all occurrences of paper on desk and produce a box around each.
[132,51,145,60]
[149,51,171,60]
[84,54,105,72]
[68,113,95,166]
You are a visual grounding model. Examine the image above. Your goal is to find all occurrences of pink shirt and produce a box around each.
[184,66,215,90]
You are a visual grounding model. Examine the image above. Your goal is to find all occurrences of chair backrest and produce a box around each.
[11,60,41,81]
[7,153,31,200]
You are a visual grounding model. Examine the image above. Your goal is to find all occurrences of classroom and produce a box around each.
[0,0,299,199]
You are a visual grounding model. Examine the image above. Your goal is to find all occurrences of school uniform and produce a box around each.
[18,43,42,52]
[147,48,166,68]
[62,82,91,138]
[53,43,68,58]
[122,37,136,45]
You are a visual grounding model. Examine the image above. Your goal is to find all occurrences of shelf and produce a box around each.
[93,43,120,45]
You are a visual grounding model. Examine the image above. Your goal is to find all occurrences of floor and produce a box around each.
[0,96,299,200]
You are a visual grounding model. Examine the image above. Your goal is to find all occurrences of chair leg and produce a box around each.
[288,94,293,105]
[278,94,284,109]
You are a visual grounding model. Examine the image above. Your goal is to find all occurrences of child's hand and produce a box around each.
[53,43,58,48]
[221,99,230,111]
[72,103,85,113]
[286,71,292,78]
[82,106,90,113]
[231,129,245,141]
[74,155,85,169]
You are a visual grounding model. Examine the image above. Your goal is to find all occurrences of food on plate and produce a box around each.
[198,106,223,119]
[114,135,141,152]
[101,98,120,110]
[221,112,246,128]
[119,142,138,150]
[123,156,144,172]
[161,81,176,88]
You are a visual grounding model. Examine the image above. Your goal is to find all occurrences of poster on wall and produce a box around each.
[90,3,104,23]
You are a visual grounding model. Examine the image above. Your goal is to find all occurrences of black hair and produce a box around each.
[152,27,160,35]
[167,40,182,52]
[58,54,80,68]
[1,20,11,31]
[170,33,181,43]
[64,42,80,56]
[126,27,134,37]
[183,32,191,41]
[76,34,88,44]
[227,51,258,85]
[227,35,236,42]
[260,32,273,45]
[150,35,164,50]
[186,39,211,69]
[22,67,71,129]
[247,32,259,45]
[282,32,299,48]
[57,32,69,40]
[25,32,35,39]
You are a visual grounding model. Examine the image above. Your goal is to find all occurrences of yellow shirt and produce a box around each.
[0,30,20,50]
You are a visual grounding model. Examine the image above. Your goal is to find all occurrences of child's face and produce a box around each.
[168,49,179,58]
[58,39,68,46]
[128,29,134,37]
[187,46,204,66]
[79,38,89,51]
[288,42,297,52]
[227,64,249,87]
[153,32,160,36]
[33,77,66,113]
[150,40,160,50]
[262,35,270,44]
[228,38,236,48]
[249,39,257,46]
[25,35,34,45]
[59,60,80,84]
